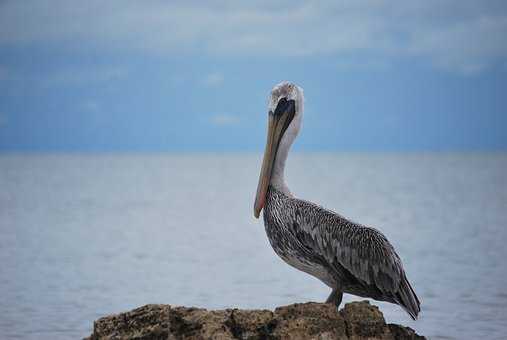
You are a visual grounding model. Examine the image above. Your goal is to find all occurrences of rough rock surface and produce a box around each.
[86,301,425,340]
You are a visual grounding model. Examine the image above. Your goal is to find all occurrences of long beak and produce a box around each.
[254,99,295,218]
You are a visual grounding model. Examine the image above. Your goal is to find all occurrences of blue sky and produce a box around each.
[0,1,506,152]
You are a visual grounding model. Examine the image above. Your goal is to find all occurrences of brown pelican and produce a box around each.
[254,81,421,319]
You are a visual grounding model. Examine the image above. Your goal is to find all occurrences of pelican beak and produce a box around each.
[254,98,296,218]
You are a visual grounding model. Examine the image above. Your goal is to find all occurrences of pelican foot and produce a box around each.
[325,289,343,309]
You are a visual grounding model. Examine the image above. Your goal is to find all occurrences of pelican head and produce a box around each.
[254,81,304,218]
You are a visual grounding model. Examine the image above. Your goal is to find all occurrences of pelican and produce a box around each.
[254,81,421,319]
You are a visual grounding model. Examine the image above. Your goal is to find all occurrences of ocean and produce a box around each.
[1,153,506,339]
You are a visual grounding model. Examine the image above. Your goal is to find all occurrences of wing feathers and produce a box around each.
[295,199,421,319]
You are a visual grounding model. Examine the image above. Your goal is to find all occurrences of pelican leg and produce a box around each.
[326,289,343,309]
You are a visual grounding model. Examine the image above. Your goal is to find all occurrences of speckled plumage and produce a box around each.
[263,185,421,319]
[255,81,420,319]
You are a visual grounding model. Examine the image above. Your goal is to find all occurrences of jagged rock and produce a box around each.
[86,301,425,340]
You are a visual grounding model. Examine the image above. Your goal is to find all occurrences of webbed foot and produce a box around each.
[325,289,343,309]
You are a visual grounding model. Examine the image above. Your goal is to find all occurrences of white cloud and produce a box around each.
[202,72,224,87]
[0,1,506,74]
[210,113,240,126]
[335,58,390,72]
[80,100,108,127]
[43,66,128,87]
[82,100,100,113]
[405,13,507,75]
[0,64,129,95]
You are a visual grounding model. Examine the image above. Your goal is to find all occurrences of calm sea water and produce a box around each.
[0,153,506,339]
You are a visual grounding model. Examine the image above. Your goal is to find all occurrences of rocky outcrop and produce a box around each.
[86,301,425,340]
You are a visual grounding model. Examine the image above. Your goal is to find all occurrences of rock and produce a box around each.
[86,301,425,340]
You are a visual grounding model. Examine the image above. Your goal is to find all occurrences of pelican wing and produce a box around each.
[293,198,421,319]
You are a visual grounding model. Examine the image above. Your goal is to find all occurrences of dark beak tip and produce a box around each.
[253,206,261,219]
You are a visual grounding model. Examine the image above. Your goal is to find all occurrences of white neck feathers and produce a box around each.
[270,98,303,196]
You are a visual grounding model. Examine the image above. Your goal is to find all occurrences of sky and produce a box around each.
[0,1,506,152]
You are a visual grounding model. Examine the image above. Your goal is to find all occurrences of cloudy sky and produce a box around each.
[0,1,506,151]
